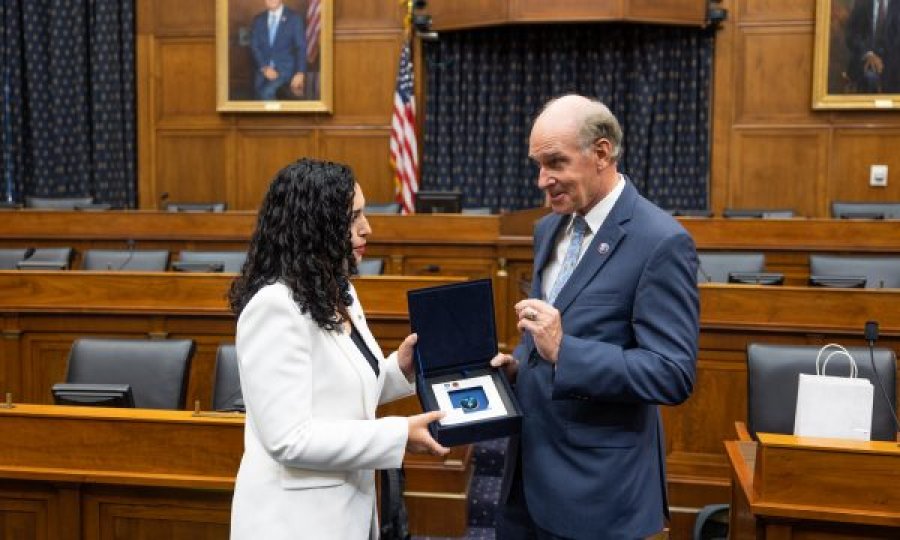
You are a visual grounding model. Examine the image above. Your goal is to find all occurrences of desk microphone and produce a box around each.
[864,321,900,437]
[697,263,712,283]
[114,239,136,271]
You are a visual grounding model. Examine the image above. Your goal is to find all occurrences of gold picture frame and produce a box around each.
[216,0,333,113]
[813,0,900,110]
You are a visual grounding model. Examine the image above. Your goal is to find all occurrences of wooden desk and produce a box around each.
[726,433,900,538]
[0,401,471,539]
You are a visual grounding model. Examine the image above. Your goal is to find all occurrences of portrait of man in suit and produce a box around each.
[827,0,900,94]
[249,0,306,100]
[218,0,329,111]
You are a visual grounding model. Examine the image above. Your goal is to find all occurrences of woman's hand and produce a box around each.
[397,333,418,381]
[406,411,450,457]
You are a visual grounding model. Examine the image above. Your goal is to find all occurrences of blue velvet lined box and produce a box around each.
[407,279,522,447]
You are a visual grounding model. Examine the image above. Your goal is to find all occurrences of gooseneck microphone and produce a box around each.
[864,321,900,438]
[114,239,136,271]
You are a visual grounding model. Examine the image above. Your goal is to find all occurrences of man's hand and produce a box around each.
[397,333,417,382]
[262,66,278,81]
[290,72,305,96]
[515,299,563,363]
[864,51,884,74]
[407,411,450,456]
[490,352,519,382]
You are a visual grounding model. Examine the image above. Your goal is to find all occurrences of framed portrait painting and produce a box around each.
[813,0,900,109]
[217,0,333,112]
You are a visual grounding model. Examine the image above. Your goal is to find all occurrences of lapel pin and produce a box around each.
[597,242,610,254]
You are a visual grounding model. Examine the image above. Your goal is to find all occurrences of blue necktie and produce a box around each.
[268,12,278,46]
[547,215,588,304]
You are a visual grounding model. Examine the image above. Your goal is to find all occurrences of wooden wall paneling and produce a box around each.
[234,130,317,209]
[0,483,58,540]
[20,334,76,404]
[427,0,510,30]
[83,488,231,540]
[0,317,21,401]
[736,0,813,22]
[734,24,818,124]
[510,0,624,22]
[335,0,406,30]
[626,0,707,25]
[155,38,223,128]
[153,0,215,37]
[709,1,736,215]
[325,33,403,125]
[829,129,900,205]
[320,129,396,203]
[156,131,232,205]
[728,129,827,216]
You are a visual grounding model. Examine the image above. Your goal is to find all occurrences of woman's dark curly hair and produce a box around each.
[229,158,358,331]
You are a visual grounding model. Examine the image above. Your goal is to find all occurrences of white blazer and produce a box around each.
[230,282,415,540]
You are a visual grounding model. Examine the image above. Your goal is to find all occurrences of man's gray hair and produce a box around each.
[576,100,623,162]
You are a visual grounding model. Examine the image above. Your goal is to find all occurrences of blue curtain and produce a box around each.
[1,0,136,207]
[422,23,713,212]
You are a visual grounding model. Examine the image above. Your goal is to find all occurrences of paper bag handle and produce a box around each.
[815,343,858,378]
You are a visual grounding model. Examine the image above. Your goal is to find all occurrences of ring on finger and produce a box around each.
[524,308,537,321]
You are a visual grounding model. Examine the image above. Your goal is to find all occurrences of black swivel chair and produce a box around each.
[64,338,195,409]
[357,258,385,276]
[696,252,765,283]
[16,247,73,270]
[747,343,897,441]
[164,202,227,212]
[25,196,94,210]
[831,201,900,220]
[809,254,900,289]
[0,248,32,270]
[82,249,170,271]
[212,344,243,412]
[174,250,247,273]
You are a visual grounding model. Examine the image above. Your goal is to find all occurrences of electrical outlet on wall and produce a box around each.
[870,164,888,187]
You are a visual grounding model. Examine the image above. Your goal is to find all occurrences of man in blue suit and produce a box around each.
[250,0,306,100]
[491,94,699,539]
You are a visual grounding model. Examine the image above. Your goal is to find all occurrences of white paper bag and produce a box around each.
[794,343,874,441]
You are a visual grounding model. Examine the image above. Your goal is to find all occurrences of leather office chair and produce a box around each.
[722,208,795,218]
[64,338,195,409]
[16,247,73,270]
[82,249,170,271]
[809,254,900,289]
[212,344,243,411]
[461,207,492,215]
[696,252,765,283]
[356,258,384,276]
[0,248,32,270]
[364,202,401,214]
[164,202,226,212]
[831,201,900,219]
[25,196,94,210]
[175,250,247,273]
[747,343,897,442]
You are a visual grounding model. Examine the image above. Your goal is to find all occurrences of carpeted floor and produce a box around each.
[412,438,506,540]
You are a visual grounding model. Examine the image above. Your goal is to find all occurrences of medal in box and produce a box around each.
[407,279,522,446]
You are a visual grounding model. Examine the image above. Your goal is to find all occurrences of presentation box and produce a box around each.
[407,279,522,446]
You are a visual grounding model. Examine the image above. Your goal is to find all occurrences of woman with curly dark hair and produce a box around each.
[228,158,448,540]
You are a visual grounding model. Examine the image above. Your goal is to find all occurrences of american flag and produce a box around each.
[306,0,320,64]
[390,42,418,214]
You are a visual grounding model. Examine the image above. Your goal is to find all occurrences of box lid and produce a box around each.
[407,279,497,373]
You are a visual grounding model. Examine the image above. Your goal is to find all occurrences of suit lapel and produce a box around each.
[330,288,379,415]
[552,180,637,314]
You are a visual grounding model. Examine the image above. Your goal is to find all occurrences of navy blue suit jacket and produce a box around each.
[250,7,306,95]
[503,179,699,539]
